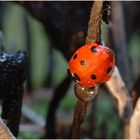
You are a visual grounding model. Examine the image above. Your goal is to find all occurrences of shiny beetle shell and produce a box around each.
[68,42,115,87]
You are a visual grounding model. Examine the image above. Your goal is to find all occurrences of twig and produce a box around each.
[86,1,104,44]
[22,104,45,127]
[108,2,133,138]
[72,99,87,138]
[129,97,140,139]
[0,118,16,139]
[72,1,104,138]
[131,75,140,108]
[106,66,132,121]
[23,10,32,92]
[46,76,71,138]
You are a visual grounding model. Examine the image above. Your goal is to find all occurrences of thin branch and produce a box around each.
[46,76,71,138]
[106,66,132,121]
[131,75,140,108]
[108,2,133,138]
[86,1,104,43]
[22,10,32,92]
[129,97,140,139]
[0,118,16,139]
[22,104,45,127]
[72,1,104,139]
[72,99,87,138]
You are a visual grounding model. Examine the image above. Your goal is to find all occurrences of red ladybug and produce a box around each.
[68,42,115,87]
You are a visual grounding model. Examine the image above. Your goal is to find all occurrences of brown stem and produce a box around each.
[72,99,88,139]
[86,1,104,44]
[72,1,104,138]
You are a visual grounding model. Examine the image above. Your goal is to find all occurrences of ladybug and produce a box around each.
[68,42,115,87]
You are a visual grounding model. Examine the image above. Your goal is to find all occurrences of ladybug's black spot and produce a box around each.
[107,67,112,74]
[91,74,97,80]
[67,69,73,78]
[97,40,103,45]
[73,53,77,59]
[90,46,97,52]
[80,60,85,65]
[73,73,80,82]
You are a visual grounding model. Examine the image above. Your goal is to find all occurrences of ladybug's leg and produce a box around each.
[1,86,23,137]
[44,76,71,138]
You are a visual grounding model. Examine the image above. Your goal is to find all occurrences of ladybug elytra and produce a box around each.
[68,42,115,87]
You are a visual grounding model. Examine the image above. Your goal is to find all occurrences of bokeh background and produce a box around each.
[0,1,140,139]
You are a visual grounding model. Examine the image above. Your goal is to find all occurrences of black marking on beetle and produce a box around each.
[67,69,73,78]
[91,74,97,80]
[73,53,77,59]
[107,67,112,74]
[97,40,103,45]
[73,73,80,82]
[90,46,97,52]
[80,60,85,65]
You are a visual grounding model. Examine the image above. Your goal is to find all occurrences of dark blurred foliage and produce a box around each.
[0,51,28,98]
[0,50,28,137]
[123,1,140,42]
[19,1,93,61]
